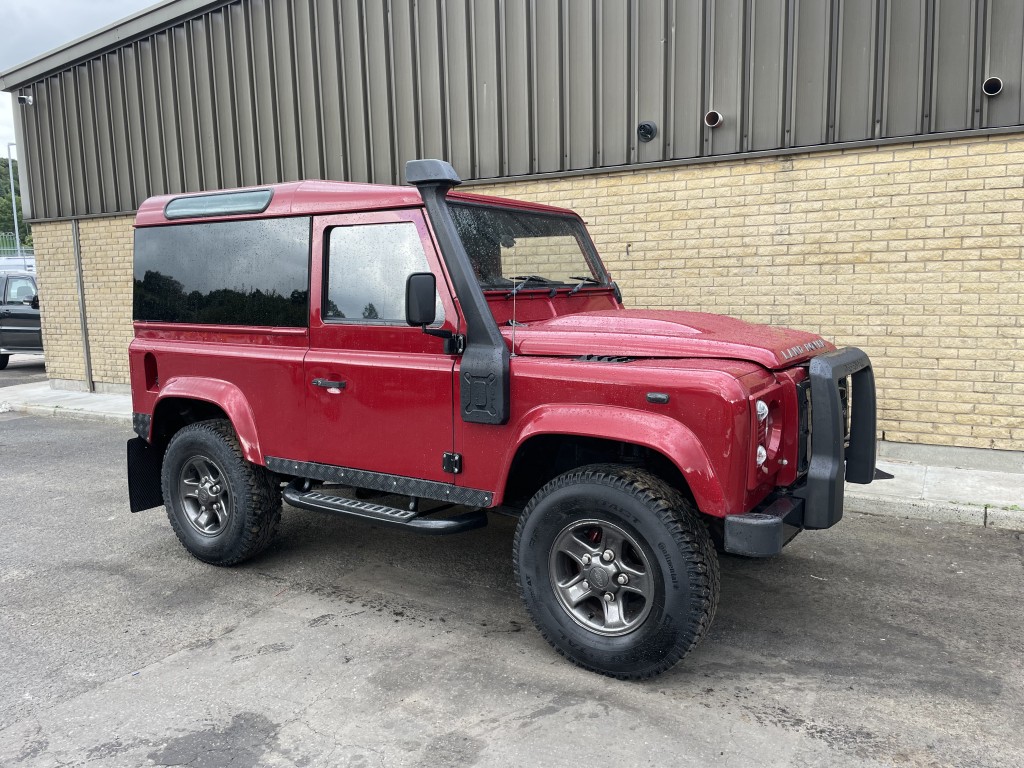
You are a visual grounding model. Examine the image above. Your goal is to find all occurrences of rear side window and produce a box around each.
[133,217,311,327]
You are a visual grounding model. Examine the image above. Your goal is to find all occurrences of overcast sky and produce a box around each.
[0,0,158,159]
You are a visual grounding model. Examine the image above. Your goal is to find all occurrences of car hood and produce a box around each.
[504,309,833,369]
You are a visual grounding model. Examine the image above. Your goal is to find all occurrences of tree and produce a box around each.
[0,158,32,245]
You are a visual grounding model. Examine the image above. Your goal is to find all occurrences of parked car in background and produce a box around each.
[0,270,43,369]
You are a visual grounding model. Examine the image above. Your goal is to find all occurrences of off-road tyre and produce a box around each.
[0,354,9,370]
[161,419,281,566]
[513,464,720,680]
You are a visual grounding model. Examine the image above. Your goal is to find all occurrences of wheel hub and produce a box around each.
[548,519,654,637]
[585,564,613,590]
[178,455,230,537]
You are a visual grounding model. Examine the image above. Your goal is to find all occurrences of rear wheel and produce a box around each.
[0,354,9,370]
[513,464,719,679]
[161,419,281,566]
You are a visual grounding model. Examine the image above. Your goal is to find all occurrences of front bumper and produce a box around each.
[724,496,804,557]
[724,347,877,556]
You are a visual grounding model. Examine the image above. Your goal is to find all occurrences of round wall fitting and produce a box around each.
[637,121,658,142]
[704,110,724,128]
[983,76,1003,97]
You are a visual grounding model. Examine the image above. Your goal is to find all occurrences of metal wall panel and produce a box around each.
[503,0,533,175]
[790,0,831,147]
[707,0,745,155]
[984,0,1024,128]
[747,0,787,151]
[635,1,667,164]
[669,0,705,160]
[5,0,1024,221]
[533,0,563,173]
[598,0,629,167]
[835,0,878,142]
[881,0,928,138]
[443,0,473,179]
[565,0,595,171]
[932,0,976,132]
[472,0,502,178]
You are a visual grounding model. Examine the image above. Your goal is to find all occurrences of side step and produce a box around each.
[282,485,487,535]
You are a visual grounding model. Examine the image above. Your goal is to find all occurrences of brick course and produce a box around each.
[29,132,1024,451]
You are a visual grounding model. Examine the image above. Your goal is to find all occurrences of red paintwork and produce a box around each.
[131,183,826,519]
[303,208,458,481]
[503,310,833,368]
[134,180,575,227]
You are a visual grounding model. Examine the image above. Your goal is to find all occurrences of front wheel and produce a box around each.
[161,419,281,566]
[0,354,9,370]
[513,464,720,679]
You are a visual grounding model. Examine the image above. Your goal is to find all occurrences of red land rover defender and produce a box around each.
[128,159,876,679]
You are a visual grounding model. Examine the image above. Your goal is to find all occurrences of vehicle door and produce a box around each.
[0,275,41,351]
[304,208,460,483]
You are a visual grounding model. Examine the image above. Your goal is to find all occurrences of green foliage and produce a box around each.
[0,158,31,245]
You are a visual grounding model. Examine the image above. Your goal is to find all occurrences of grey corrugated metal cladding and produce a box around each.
[5,0,1024,222]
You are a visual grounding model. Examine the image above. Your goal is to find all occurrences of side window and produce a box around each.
[4,277,35,304]
[133,217,310,327]
[325,222,443,324]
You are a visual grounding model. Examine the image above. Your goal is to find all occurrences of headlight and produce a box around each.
[756,445,768,466]
[756,400,769,422]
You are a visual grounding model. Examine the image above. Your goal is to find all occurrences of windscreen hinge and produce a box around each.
[442,452,463,474]
[444,334,466,355]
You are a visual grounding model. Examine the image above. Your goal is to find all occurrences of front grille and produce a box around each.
[838,376,852,448]
[797,379,812,474]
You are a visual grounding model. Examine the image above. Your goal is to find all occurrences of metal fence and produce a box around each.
[4,0,1024,222]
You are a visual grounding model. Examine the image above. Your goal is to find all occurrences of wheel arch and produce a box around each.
[152,377,263,464]
[501,405,728,517]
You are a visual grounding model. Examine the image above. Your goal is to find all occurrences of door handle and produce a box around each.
[312,378,346,390]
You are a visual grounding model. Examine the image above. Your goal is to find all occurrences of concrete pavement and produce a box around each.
[1,413,1022,767]
[1,376,1022,532]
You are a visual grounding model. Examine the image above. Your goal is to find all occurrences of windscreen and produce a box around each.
[448,203,606,290]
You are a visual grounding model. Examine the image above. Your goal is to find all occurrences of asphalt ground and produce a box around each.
[0,355,47,388]
[0,413,1021,767]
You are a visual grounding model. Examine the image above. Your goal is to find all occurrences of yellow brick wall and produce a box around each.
[29,132,1024,451]
[77,217,135,386]
[32,216,134,389]
[475,134,1024,452]
[30,221,84,383]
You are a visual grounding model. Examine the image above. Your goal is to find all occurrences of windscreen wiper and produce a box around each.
[568,275,600,295]
[506,275,558,299]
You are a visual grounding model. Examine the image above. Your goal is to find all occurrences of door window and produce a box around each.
[324,222,443,324]
[4,277,35,304]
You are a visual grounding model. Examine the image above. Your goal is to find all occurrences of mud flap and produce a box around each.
[127,437,164,512]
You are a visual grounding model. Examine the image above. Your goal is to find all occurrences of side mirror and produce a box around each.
[24,295,38,309]
[405,272,437,327]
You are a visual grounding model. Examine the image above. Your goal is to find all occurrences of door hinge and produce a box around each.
[442,452,463,474]
[443,334,466,355]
